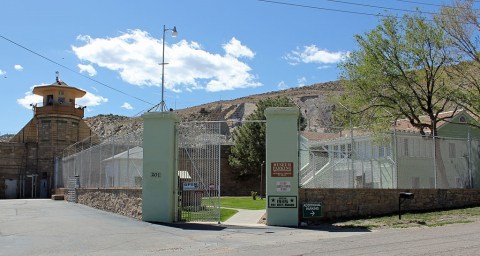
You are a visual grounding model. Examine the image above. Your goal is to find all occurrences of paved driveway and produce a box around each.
[1,199,480,255]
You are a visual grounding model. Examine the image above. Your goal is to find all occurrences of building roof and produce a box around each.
[302,109,476,143]
[102,146,143,161]
[301,131,341,141]
[393,110,467,133]
[32,80,86,98]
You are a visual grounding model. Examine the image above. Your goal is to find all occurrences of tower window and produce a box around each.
[47,95,54,106]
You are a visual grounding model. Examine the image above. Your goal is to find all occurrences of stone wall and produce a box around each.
[220,145,261,196]
[76,188,142,219]
[0,142,27,199]
[299,188,480,221]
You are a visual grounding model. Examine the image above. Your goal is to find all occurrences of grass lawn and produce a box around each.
[220,196,267,210]
[181,208,238,222]
[184,196,264,222]
[220,208,239,222]
[333,207,480,230]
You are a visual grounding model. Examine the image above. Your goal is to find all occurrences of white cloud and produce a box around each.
[17,86,43,109]
[121,102,133,110]
[72,29,261,92]
[317,65,331,70]
[285,45,349,66]
[17,85,108,109]
[78,64,97,76]
[14,64,23,71]
[223,37,255,58]
[278,81,289,90]
[297,77,307,87]
[76,91,108,107]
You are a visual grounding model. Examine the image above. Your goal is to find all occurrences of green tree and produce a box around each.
[338,14,460,187]
[436,0,480,121]
[229,97,303,177]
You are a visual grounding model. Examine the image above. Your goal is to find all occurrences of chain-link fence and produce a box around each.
[61,130,143,189]
[300,130,480,189]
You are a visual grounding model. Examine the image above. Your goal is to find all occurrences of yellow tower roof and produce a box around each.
[32,80,86,98]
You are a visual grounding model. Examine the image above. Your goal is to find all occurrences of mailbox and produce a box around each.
[399,192,414,199]
[398,192,414,220]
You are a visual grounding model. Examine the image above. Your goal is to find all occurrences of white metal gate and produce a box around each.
[177,122,223,223]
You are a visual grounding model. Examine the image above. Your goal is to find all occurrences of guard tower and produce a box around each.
[4,73,96,199]
[32,73,86,118]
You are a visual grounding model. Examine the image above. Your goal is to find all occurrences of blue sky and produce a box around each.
[0,0,448,134]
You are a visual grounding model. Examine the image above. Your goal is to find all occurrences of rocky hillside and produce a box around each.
[84,80,344,139]
[0,134,14,142]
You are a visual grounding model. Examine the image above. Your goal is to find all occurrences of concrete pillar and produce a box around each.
[142,112,178,222]
[265,107,299,226]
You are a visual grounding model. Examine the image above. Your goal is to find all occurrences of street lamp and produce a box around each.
[159,25,177,112]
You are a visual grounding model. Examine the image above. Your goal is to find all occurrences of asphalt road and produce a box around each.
[1,199,480,256]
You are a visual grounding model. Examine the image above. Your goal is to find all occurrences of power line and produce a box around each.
[259,0,395,18]
[395,0,455,8]
[395,0,480,11]
[261,0,470,22]
[0,34,156,107]
[323,0,438,15]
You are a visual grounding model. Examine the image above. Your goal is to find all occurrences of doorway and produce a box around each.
[5,179,17,199]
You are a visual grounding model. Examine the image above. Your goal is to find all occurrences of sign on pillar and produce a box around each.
[265,107,299,227]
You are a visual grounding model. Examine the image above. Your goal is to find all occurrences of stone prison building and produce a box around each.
[0,77,96,199]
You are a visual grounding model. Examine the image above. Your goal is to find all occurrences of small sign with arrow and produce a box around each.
[302,203,322,218]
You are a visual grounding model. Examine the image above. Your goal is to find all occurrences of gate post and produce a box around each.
[265,107,299,226]
[142,112,178,223]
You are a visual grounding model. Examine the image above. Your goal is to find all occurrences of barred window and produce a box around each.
[41,121,51,141]
[403,138,409,156]
[57,121,66,141]
[379,146,385,158]
[70,122,78,141]
[449,143,456,158]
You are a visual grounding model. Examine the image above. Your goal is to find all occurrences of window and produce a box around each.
[57,121,66,141]
[70,122,78,141]
[333,145,339,158]
[340,144,346,158]
[59,90,64,95]
[459,116,467,123]
[449,143,456,158]
[47,95,54,106]
[41,121,51,141]
[58,97,65,104]
[412,177,420,188]
[379,146,385,158]
[403,138,409,156]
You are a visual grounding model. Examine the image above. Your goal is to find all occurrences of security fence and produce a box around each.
[177,121,224,223]
[300,131,480,189]
[61,130,143,189]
